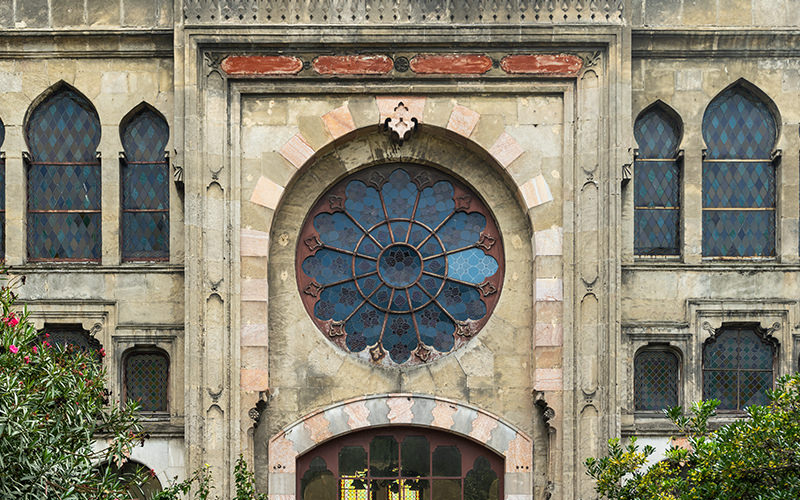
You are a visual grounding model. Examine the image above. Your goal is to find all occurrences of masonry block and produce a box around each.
[321,105,357,139]
[489,132,525,168]
[241,368,269,392]
[533,368,563,391]
[446,104,480,137]
[519,175,553,209]
[279,133,315,169]
[250,175,284,210]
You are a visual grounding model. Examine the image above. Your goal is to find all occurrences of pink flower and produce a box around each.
[23,356,29,364]
[43,341,50,348]
[32,346,37,354]
[2,314,18,327]
[99,348,106,358]
[9,345,18,354]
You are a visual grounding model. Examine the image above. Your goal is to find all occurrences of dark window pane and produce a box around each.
[301,457,335,500]
[703,162,774,209]
[26,87,101,163]
[703,331,739,370]
[740,371,772,407]
[464,457,498,500]
[121,107,169,162]
[370,436,399,477]
[28,163,100,211]
[339,446,367,476]
[125,352,169,412]
[0,117,5,148]
[704,370,738,410]
[122,163,169,210]
[634,209,680,256]
[702,86,777,160]
[634,161,680,207]
[738,329,773,369]
[702,210,774,257]
[432,446,461,477]
[401,436,430,477]
[432,479,461,500]
[122,212,169,260]
[27,212,101,260]
[634,350,679,411]
[634,106,681,158]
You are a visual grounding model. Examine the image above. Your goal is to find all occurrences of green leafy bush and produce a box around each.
[586,374,800,500]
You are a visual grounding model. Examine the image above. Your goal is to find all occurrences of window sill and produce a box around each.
[9,263,184,274]
[623,260,800,272]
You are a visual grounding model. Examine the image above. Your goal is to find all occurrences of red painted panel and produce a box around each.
[409,54,493,75]
[313,55,394,75]
[221,55,303,75]
[500,54,583,76]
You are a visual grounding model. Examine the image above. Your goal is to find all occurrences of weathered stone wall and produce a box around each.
[0,0,172,28]
[631,0,800,27]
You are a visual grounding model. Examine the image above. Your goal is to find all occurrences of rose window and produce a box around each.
[296,164,504,365]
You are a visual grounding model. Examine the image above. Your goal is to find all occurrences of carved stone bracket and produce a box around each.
[382,101,419,144]
[248,391,270,429]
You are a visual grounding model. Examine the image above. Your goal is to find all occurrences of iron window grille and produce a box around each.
[634,348,680,412]
[123,348,170,414]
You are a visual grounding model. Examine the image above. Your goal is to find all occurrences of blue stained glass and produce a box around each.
[738,329,774,369]
[416,181,455,230]
[28,213,101,260]
[634,161,680,208]
[437,212,486,249]
[703,327,774,410]
[702,210,774,257]
[26,87,101,163]
[302,249,352,284]
[702,85,777,160]
[634,209,680,256]
[122,163,169,210]
[703,162,774,209]
[314,282,361,321]
[299,165,502,364]
[634,105,681,158]
[447,248,499,284]
[121,212,169,260]
[28,163,100,210]
[438,281,486,321]
[345,181,383,229]
[121,107,169,162]
[383,170,417,219]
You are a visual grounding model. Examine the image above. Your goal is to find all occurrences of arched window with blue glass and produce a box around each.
[296,164,504,365]
[633,101,682,256]
[24,82,102,261]
[120,103,170,261]
[0,116,5,259]
[702,81,779,257]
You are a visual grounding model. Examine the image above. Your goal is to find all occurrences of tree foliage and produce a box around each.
[0,273,145,499]
[586,374,800,500]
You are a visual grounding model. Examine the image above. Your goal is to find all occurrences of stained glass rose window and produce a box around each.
[296,164,504,365]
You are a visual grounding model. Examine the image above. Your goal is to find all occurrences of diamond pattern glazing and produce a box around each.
[634,350,679,411]
[25,87,101,261]
[702,86,777,160]
[121,106,170,261]
[702,210,774,257]
[633,106,682,257]
[703,327,774,411]
[125,352,168,412]
[297,164,504,365]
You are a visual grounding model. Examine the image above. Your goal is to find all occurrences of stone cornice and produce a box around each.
[632,27,800,58]
[0,29,173,58]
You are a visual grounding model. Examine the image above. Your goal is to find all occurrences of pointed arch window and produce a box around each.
[120,104,170,261]
[633,103,682,256]
[25,84,102,261]
[0,117,5,259]
[703,324,776,411]
[701,83,778,257]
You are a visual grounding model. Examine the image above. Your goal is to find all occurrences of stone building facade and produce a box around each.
[0,1,798,499]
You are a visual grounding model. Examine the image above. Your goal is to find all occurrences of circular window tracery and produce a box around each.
[297,163,504,365]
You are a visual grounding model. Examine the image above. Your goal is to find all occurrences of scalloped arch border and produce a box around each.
[268,393,533,500]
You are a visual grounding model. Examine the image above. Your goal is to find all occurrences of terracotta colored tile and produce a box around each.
[533,368,563,391]
[431,400,457,430]
[304,413,332,443]
[343,400,371,429]
[469,412,498,442]
[250,175,284,210]
[241,228,269,257]
[410,54,493,74]
[313,55,393,75]
[387,396,414,424]
[322,105,357,139]
[279,133,315,169]
[505,434,533,473]
[489,132,524,168]
[268,436,297,473]
[241,278,268,302]
[446,104,480,137]
[500,54,583,76]
[519,174,553,209]
[221,55,303,75]
[240,368,269,392]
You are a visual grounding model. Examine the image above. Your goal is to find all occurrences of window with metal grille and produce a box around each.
[703,325,776,411]
[634,349,679,411]
[37,324,103,362]
[120,104,170,261]
[0,116,5,259]
[124,349,169,413]
[633,103,682,257]
[701,82,778,257]
[298,427,503,500]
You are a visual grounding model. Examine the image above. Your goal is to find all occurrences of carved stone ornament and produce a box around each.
[382,101,419,144]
